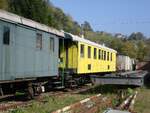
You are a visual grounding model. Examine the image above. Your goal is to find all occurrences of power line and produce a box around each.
[91,19,150,26]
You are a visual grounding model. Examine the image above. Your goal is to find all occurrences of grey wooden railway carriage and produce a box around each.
[0,10,64,97]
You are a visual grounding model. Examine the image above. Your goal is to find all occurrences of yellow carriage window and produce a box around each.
[111,53,113,61]
[80,44,84,58]
[88,46,91,58]
[88,64,91,70]
[104,51,106,60]
[94,48,97,59]
[98,49,101,60]
[107,52,109,61]
[101,50,103,60]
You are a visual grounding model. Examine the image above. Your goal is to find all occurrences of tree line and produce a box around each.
[0,0,150,61]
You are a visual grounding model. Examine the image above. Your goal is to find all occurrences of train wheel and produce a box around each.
[27,86,34,99]
[35,84,43,95]
[27,83,34,99]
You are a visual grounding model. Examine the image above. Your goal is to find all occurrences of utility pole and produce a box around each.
[81,24,84,38]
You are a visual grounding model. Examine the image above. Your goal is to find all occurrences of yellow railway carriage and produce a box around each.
[59,33,117,75]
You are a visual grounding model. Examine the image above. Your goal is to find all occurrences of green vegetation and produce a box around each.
[0,0,150,60]
[0,85,132,113]
[6,85,132,113]
[134,87,150,113]
[0,0,8,10]
[9,94,92,113]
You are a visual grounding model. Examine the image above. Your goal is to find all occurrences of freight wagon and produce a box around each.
[117,55,135,71]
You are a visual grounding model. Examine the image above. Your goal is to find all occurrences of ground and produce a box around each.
[4,85,122,113]
[134,87,150,113]
[2,85,147,113]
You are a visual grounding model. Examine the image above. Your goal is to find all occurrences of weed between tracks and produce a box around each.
[3,85,133,113]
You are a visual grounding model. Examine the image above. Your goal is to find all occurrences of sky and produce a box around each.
[51,0,150,37]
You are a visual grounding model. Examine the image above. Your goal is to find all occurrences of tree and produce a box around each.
[82,21,93,37]
[1,0,149,61]
[121,41,137,58]
[136,41,148,60]
[128,32,146,40]
[110,38,124,53]
[0,0,8,10]
[8,0,49,24]
[71,21,81,35]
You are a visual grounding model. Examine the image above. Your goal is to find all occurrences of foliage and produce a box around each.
[8,94,93,113]
[136,41,148,60]
[82,21,93,37]
[121,41,137,58]
[128,32,146,40]
[8,0,49,24]
[127,88,134,95]
[134,87,150,113]
[10,108,24,113]
[0,0,149,60]
[0,0,8,9]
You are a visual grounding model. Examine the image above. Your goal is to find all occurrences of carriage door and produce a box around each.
[1,26,11,80]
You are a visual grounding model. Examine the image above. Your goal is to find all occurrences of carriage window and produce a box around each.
[88,46,91,58]
[94,48,97,59]
[88,64,91,70]
[3,26,10,45]
[107,52,109,61]
[36,33,42,50]
[50,37,54,52]
[111,53,113,61]
[80,44,84,58]
[98,49,101,60]
[104,51,106,60]
[101,50,103,60]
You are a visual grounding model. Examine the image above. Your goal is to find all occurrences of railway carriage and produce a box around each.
[0,10,118,98]
[0,10,64,97]
[59,33,117,75]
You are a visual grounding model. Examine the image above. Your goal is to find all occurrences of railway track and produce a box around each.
[0,85,138,113]
[115,91,138,113]
[0,84,93,111]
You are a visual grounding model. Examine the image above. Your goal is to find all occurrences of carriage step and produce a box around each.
[67,80,76,83]
[70,84,77,87]
[52,81,62,85]
[51,77,60,80]
[69,84,78,89]
[54,86,65,89]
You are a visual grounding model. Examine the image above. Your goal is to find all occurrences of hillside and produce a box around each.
[0,0,150,60]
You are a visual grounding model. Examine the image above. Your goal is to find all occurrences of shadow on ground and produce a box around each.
[79,84,136,96]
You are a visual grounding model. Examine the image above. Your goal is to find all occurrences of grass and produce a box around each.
[7,85,131,113]
[134,87,150,113]
[9,94,92,113]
